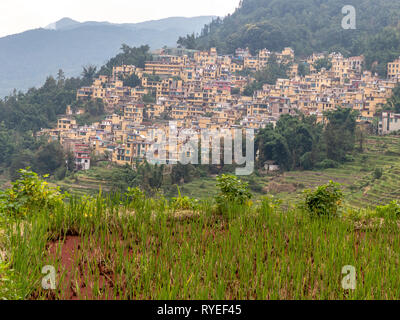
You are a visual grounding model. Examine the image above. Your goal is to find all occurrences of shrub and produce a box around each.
[170,186,199,211]
[303,181,343,217]
[375,201,400,219]
[361,154,368,162]
[124,187,146,211]
[316,159,339,169]
[248,178,263,192]
[125,186,145,202]
[0,168,65,217]
[215,174,252,212]
[373,167,383,180]
[300,152,313,170]
[54,166,67,180]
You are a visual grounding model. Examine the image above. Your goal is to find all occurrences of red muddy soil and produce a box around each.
[35,235,125,300]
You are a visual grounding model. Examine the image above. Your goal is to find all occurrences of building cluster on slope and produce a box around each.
[39,47,400,170]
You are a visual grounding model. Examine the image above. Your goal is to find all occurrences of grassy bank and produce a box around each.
[1,182,400,299]
[50,135,400,209]
[179,135,400,208]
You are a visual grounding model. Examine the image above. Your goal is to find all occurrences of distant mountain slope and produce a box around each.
[0,16,214,97]
[193,0,400,75]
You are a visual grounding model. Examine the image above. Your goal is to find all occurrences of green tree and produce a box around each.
[34,141,65,175]
[177,33,197,49]
[82,65,97,86]
[256,114,323,171]
[98,45,152,76]
[324,107,358,162]
[385,84,400,113]
[313,58,332,72]
[123,73,141,88]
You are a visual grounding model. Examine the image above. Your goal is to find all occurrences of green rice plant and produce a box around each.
[259,196,282,216]
[170,186,199,211]
[0,261,21,300]
[3,169,400,300]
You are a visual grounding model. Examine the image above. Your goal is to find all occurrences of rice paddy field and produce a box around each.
[1,135,400,300]
[180,135,400,207]
[53,135,400,209]
[1,189,400,300]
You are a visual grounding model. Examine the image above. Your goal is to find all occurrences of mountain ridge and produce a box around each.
[0,16,215,97]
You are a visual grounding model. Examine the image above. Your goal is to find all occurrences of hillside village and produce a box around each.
[38,46,400,171]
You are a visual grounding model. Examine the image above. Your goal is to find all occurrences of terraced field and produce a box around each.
[54,164,115,197]
[182,135,400,208]
[54,135,400,209]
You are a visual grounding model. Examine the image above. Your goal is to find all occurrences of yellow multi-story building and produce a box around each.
[244,57,259,71]
[388,58,400,80]
[57,117,77,130]
[123,104,144,123]
[229,61,244,73]
[144,61,182,77]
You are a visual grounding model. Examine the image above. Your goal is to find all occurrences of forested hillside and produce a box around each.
[189,0,400,76]
[0,45,151,180]
[0,16,214,97]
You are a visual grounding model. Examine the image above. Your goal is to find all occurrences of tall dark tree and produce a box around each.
[82,65,98,86]
[324,107,358,162]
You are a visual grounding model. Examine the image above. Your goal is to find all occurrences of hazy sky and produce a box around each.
[0,0,240,37]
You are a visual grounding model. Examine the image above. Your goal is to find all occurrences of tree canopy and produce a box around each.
[189,0,400,77]
[256,107,358,171]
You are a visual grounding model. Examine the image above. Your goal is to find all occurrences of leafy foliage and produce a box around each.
[177,33,197,49]
[313,57,332,72]
[81,65,98,86]
[256,113,323,170]
[123,73,141,88]
[256,108,357,171]
[0,75,84,132]
[384,84,400,113]
[107,162,165,194]
[373,167,383,180]
[0,168,65,217]
[192,0,400,76]
[243,54,289,96]
[98,45,153,76]
[215,174,252,209]
[0,261,21,300]
[375,200,400,219]
[324,107,358,162]
[303,181,343,217]
[170,186,199,211]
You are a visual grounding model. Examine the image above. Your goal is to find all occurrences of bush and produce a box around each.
[215,174,252,213]
[170,186,198,211]
[124,187,146,211]
[54,166,67,180]
[316,159,339,169]
[0,168,65,217]
[300,152,313,170]
[373,167,383,180]
[375,201,400,219]
[303,181,343,217]
[248,177,262,192]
